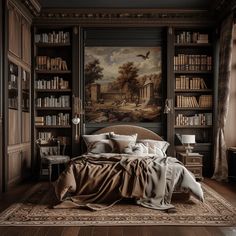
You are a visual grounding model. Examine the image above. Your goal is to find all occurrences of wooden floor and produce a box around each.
[0,179,235,236]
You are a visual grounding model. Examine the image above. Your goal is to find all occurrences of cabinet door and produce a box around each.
[22,17,31,65]
[21,145,31,179]
[22,69,30,143]
[8,150,22,186]
[8,109,20,145]
[8,5,21,57]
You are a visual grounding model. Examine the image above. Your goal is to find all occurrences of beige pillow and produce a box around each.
[83,133,109,150]
[109,133,137,153]
[88,139,114,154]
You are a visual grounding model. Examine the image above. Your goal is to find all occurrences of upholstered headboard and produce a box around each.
[93,125,163,141]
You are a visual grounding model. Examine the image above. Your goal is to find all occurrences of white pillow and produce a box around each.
[138,139,169,156]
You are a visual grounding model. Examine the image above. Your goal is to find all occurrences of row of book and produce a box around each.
[35,113,70,126]
[174,54,212,71]
[176,95,212,108]
[175,76,208,90]
[175,113,212,126]
[175,31,209,44]
[36,56,68,71]
[8,74,17,90]
[36,95,70,108]
[38,132,52,142]
[35,77,69,90]
[35,31,70,44]
[22,98,29,110]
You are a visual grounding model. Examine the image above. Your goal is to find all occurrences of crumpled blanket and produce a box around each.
[54,154,204,211]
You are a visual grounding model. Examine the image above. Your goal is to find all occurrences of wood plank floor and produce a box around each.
[0,179,235,236]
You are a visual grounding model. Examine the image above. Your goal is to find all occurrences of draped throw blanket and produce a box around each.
[54,154,203,211]
[213,14,234,181]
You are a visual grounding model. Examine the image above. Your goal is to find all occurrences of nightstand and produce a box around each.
[177,152,203,181]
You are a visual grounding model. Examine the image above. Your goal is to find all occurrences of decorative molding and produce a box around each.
[34,8,215,26]
[7,0,32,23]
[21,0,41,16]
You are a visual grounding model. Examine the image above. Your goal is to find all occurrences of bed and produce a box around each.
[54,125,204,211]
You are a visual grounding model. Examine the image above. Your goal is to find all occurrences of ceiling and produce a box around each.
[39,0,212,9]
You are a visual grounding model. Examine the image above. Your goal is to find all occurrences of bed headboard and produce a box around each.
[93,125,163,141]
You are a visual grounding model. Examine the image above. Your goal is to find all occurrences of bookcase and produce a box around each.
[33,28,73,162]
[172,28,214,177]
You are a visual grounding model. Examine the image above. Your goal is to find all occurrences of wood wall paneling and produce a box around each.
[21,145,31,179]
[8,4,21,58]
[22,112,30,143]
[8,151,22,186]
[21,17,31,65]
[0,0,3,194]
[8,109,20,145]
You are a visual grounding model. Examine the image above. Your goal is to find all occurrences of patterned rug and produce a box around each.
[0,183,235,226]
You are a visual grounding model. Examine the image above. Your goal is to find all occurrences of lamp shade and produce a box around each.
[181,135,195,144]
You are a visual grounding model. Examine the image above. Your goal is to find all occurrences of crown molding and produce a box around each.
[33,8,215,26]
[21,0,41,16]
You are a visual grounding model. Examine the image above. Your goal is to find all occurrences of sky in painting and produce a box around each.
[84,47,162,84]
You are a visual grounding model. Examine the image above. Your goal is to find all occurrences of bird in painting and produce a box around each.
[136,51,150,60]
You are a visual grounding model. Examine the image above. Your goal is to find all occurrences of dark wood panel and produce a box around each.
[22,17,31,65]
[40,0,211,9]
[8,4,21,58]
[84,27,163,46]
[0,0,3,195]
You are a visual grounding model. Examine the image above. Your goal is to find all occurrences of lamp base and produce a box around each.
[184,144,194,155]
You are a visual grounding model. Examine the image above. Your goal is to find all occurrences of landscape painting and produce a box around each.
[84,47,162,123]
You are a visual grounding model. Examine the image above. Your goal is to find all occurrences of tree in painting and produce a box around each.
[84,59,103,85]
[117,62,140,102]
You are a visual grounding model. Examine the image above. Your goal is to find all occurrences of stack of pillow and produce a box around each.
[82,132,169,158]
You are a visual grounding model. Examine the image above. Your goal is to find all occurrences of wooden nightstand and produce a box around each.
[177,152,203,181]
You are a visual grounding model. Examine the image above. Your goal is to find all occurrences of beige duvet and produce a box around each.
[54,154,204,211]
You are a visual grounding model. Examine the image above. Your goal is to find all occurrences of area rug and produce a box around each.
[0,183,235,226]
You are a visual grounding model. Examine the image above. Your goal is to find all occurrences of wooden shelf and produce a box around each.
[35,89,71,92]
[175,89,212,93]
[35,70,71,74]
[8,106,18,110]
[175,125,212,129]
[174,71,213,74]
[174,43,212,47]
[36,107,71,111]
[175,107,212,111]
[35,125,71,128]
[35,42,71,47]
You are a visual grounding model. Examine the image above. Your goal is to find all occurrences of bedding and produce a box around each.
[54,153,204,211]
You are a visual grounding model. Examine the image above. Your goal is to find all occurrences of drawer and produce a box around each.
[186,166,202,177]
[185,156,202,165]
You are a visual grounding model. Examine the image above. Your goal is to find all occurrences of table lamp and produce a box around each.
[181,134,195,155]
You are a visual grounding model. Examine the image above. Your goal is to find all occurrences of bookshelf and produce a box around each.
[34,28,73,158]
[172,28,214,177]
